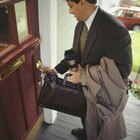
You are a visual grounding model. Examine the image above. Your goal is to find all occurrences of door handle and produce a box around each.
[36,60,43,72]
[36,60,45,84]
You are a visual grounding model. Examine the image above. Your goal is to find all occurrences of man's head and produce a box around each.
[66,0,97,4]
[66,0,97,21]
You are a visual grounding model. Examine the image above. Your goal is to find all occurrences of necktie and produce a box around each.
[80,23,88,55]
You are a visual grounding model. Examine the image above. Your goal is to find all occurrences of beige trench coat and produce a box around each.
[79,57,128,140]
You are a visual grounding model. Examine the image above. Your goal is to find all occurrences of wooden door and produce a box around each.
[0,0,43,140]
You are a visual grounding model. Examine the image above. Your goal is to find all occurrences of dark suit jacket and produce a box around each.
[55,7,132,79]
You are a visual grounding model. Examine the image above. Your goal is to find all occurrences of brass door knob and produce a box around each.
[36,60,43,72]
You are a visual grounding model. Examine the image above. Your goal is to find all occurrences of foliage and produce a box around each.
[131,31,140,72]
[130,80,140,99]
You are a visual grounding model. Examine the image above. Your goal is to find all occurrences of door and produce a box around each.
[0,0,42,140]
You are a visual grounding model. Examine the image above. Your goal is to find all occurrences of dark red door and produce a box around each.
[0,0,42,140]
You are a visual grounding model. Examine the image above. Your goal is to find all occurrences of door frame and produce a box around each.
[38,0,57,123]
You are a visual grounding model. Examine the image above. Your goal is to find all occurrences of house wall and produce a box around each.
[57,0,77,64]
[38,0,57,123]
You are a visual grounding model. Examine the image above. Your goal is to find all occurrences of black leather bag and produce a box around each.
[38,73,86,117]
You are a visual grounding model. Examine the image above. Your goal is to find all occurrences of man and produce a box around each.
[43,0,132,139]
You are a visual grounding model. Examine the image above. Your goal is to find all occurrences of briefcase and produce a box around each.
[38,73,86,117]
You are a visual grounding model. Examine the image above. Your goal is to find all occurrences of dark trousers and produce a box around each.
[81,100,87,140]
[81,99,87,130]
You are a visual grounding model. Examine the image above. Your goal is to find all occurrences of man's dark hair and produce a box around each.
[66,0,97,4]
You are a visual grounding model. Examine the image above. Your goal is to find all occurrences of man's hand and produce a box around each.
[41,66,55,74]
[68,64,81,84]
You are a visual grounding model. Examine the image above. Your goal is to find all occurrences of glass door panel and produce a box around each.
[15,1,28,42]
[0,6,10,53]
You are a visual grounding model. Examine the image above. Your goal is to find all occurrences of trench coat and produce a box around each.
[79,57,128,140]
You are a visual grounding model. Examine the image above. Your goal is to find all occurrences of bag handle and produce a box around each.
[62,73,72,86]
[45,73,71,86]
[44,73,82,90]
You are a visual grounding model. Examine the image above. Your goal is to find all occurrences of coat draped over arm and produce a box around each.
[79,57,128,140]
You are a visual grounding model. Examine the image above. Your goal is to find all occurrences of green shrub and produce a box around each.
[131,31,140,72]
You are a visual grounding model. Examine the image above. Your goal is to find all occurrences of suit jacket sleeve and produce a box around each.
[104,26,132,79]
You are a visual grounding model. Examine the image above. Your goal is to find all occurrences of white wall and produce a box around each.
[57,0,77,63]
[38,0,78,123]
[38,0,57,123]
[38,0,57,67]
[98,0,112,11]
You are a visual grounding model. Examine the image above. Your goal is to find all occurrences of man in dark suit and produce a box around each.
[43,0,132,139]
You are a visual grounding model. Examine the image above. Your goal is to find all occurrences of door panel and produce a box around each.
[0,38,42,140]
[18,44,41,129]
[0,97,11,140]
[0,71,27,140]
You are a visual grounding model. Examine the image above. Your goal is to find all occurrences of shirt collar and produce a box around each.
[85,6,98,30]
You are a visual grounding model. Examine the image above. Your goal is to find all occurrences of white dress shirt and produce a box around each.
[85,6,98,30]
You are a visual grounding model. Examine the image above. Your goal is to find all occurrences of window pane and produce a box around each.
[15,1,28,42]
[0,7,10,52]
